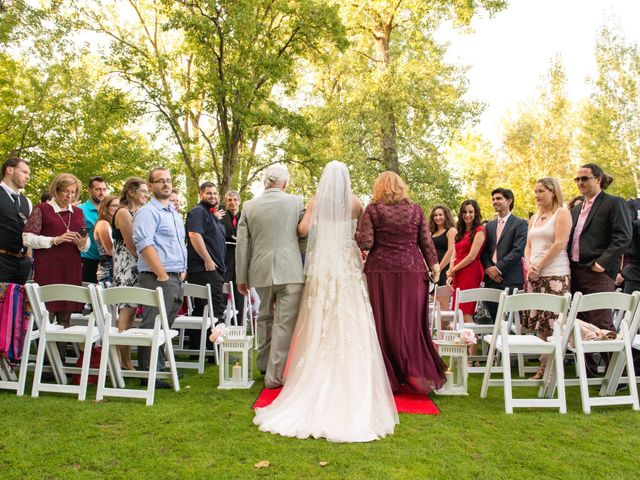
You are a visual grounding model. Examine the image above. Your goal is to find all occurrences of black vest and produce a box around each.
[0,188,30,253]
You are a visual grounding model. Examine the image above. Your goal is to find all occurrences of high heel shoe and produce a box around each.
[530,366,545,380]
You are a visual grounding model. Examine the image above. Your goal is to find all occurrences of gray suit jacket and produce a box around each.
[235,188,305,287]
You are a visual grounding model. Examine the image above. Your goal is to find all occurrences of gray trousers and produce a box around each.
[138,272,183,371]
[255,283,303,388]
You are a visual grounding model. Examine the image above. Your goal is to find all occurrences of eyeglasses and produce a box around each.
[574,176,595,183]
[137,189,149,195]
[151,178,172,185]
[108,203,120,208]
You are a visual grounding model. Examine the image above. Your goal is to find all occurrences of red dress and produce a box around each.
[357,201,446,394]
[452,226,486,315]
[24,202,85,312]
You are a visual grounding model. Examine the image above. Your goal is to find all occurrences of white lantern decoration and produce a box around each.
[435,330,468,396]
[218,326,254,389]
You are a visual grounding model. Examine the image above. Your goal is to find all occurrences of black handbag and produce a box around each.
[473,301,493,324]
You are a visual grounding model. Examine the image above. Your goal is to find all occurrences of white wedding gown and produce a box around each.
[253,220,398,443]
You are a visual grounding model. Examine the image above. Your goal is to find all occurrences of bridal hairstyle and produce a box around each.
[304,160,352,278]
[535,177,564,213]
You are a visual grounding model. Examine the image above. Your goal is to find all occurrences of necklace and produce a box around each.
[539,210,553,222]
[56,210,72,232]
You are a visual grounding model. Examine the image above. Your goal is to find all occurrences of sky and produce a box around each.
[434,0,640,143]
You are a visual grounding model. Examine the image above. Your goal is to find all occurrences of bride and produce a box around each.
[253,161,398,443]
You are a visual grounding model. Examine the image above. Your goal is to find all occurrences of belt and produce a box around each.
[140,271,181,278]
[0,248,28,258]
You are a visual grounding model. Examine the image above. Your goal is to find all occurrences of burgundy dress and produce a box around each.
[357,201,446,394]
[24,202,85,312]
[452,226,486,315]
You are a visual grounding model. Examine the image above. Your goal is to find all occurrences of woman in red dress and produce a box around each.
[357,172,446,394]
[447,200,486,340]
[23,173,89,327]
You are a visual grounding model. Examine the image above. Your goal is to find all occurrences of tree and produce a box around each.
[281,0,506,206]
[578,26,640,198]
[71,0,347,204]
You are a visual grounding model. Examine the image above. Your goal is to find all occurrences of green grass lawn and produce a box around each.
[1,363,639,479]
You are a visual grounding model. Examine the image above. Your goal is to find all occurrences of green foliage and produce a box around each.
[578,26,640,198]
[1,366,639,479]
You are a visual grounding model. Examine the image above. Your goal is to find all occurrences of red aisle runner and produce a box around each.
[253,386,440,415]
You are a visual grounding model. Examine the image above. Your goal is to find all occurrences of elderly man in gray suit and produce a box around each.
[236,164,305,388]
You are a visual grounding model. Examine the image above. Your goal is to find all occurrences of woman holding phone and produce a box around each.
[23,173,90,329]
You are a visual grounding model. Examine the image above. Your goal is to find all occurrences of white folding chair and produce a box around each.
[430,285,455,339]
[0,286,42,396]
[25,283,103,401]
[564,291,640,414]
[480,291,572,414]
[222,281,238,326]
[172,282,218,373]
[453,287,508,373]
[95,286,180,406]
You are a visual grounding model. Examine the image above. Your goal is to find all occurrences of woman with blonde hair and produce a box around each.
[94,195,119,284]
[357,171,446,394]
[112,177,149,369]
[522,176,572,379]
[23,173,90,328]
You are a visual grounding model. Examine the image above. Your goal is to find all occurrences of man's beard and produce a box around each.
[200,199,215,209]
[91,195,103,204]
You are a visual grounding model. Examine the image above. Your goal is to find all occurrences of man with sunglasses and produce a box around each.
[568,163,632,374]
[0,157,32,284]
[79,176,108,284]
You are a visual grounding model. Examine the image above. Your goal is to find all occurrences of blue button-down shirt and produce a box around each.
[133,197,187,273]
[79,199,100,260]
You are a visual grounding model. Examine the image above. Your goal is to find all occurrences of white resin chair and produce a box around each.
[222,281,238,326]
[0,296,43,396]
[453,287,508,373]
[430,285,456,340]
[26,283,102,401]
[564,291,640,414]
[480,291,572,414]
[95,286,180,406]
[172,282,218,373]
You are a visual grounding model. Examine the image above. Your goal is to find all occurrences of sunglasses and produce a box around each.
[573,176,595,184]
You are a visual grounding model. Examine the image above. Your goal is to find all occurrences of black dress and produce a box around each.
[431,231,449,286]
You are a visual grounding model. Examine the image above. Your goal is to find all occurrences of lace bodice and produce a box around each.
[356,201,437,274]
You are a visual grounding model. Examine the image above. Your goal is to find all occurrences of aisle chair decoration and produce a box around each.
[435,329,476,395]
[217,326,254,389]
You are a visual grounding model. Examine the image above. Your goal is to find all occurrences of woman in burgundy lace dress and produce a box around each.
[23,173,89,327]
[356,172,446,394]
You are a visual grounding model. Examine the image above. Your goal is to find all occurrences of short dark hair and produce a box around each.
[88,176,106,189]
[2,157,28,177]
[148,167,169,184]
[491,188,515,211]
[199,181,216,193]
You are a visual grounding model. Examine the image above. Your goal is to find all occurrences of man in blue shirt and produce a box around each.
[133,167,187,387]
[185,181,227,355]
[79,176,107,283]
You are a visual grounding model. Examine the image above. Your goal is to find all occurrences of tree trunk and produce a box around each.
[374,21,399,173]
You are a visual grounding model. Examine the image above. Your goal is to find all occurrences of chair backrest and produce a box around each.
[96,286,167,333]
[26,283,94,328]
[455,287,505,308]
[490,291,572,342]
[566,291,640,346]
[182,282,210,301]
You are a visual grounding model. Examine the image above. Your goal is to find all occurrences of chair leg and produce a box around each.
[553,333,566,414]
[501,327,513,414]
[164,336,180,392]
[78,336,94,401]
[198,322,206,374]
[147,339,159,407]
[96,336,111,401]
[480,339,497,399]
[31,332,49,398]
[17,331,35,396]
[573,327,591,414]
[622,332,640,410]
